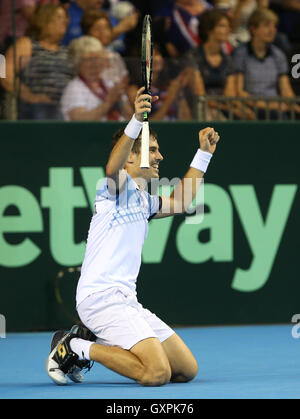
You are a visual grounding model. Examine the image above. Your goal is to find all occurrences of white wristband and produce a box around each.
[190,149,212,173]
[124,114,143,140]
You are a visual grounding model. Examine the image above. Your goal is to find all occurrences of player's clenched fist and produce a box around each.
[199,127,220,154]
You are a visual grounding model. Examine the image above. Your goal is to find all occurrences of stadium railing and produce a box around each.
[196,95,300,121]
[1,55,299,121]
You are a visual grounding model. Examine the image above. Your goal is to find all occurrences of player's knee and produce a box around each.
[140,364,171,387]
[171,359,198,383]
[187,358,198,381]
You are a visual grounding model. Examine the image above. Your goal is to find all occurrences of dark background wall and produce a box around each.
[0,121,299,331]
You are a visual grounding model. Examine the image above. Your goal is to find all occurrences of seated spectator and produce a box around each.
[233,7,300,119]
[154,0,213,58]
[61,36,132,120]
[1,3,74,120]
[128,46,193,120]
[230,0,264,45]
[80,10,128,84]
[219,0,291,51]
[61,0,139,53]
[185,9,255,119]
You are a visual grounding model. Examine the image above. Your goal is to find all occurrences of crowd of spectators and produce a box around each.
[0,0,299,121]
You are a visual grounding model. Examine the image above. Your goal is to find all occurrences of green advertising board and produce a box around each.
[0,121,299,331]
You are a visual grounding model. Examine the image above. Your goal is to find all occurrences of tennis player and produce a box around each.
[46,86,220,386]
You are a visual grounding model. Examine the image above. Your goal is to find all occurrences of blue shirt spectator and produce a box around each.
[233,42,288,96]
[61,0,139,54]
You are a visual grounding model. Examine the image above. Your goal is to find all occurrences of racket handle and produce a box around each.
[143,95,150,122]
[140,121,150,168]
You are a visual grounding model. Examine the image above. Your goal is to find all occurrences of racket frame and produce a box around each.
[140,15,153,169]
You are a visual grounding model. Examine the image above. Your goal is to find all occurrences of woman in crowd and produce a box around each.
[61,0,139,55]
[1,3,74,119]
[80,10,129,89]
[233,7,300,119]
[186,9,254,120]
[60,36,131,121]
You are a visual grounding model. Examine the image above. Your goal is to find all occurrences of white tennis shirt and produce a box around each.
[76,173,161,307]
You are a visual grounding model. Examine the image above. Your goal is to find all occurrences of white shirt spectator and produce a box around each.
[60,76,105,120]
[60,75,128,121]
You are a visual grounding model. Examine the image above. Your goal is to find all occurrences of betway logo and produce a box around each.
[0,167,297,292]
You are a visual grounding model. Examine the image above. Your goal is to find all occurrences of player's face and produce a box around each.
[146,138,164,180]
[128,137,163,182]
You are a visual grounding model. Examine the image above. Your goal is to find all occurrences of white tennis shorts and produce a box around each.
[77,287,175,350]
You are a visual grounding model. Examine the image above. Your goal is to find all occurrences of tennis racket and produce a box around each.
[140,14,153,169]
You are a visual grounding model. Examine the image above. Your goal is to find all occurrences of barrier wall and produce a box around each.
[0,121,299,331]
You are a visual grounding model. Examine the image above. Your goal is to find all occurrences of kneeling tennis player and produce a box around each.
[46,87,220,386]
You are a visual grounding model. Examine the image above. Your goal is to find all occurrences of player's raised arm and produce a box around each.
[153,127,220,219]
[105,87,156,191]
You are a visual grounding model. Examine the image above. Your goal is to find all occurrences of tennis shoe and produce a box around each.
[46,325,96,385]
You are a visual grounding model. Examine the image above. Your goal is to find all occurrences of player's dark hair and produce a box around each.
[111,127,158,154]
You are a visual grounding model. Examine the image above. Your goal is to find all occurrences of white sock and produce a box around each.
[70,338,93,361]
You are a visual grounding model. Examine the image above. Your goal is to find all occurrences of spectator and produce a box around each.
[224,0,291,51]
[80,9,128,84]
[128,45,192,120]
[61,36,132,120]
[230,0,264,45]
[61,0,139,53]
[154,0,213,58]
[1,3,74,119]
[61,0,104,45]
[186,9,254,119]
[233,7,300,119]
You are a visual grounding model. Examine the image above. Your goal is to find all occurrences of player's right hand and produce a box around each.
[134,87,159,122]
[199,127,220,154]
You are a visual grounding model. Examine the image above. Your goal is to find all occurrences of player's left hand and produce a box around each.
[134,86,159,122]
[199,127,220,154]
